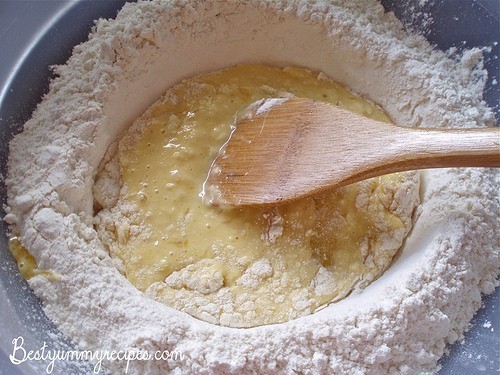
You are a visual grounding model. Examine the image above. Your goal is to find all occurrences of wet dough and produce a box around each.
[94,64,419,327]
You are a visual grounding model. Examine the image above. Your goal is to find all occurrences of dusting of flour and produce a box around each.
[4,0,498,374]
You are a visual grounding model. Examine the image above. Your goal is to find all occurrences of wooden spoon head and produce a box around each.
[202,97,382,206]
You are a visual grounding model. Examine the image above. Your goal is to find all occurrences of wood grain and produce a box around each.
[205,98,500,206]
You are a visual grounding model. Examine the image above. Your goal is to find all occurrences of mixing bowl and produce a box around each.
[0,1,498,374]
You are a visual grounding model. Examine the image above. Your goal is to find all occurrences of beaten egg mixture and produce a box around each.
[12,64,419,328]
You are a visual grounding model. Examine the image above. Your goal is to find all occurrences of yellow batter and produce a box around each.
[9,238,58,280]
[94,64,419,327]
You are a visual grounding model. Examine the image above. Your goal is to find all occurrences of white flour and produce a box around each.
[4,0,498,374]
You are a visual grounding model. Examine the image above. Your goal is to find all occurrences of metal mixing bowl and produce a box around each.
[0,1,498,374]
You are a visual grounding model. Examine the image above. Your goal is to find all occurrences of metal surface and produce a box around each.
[0,1,498,373]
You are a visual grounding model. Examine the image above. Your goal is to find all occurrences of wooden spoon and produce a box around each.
[203,97,499,206]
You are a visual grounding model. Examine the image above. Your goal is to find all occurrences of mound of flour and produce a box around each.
[4,0,498,373]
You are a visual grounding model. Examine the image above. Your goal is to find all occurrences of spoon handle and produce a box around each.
[315,103,500,185]
[376,126,500,174]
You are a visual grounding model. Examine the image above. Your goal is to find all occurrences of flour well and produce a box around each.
[93,63,421,328]
[4,0,498,374]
